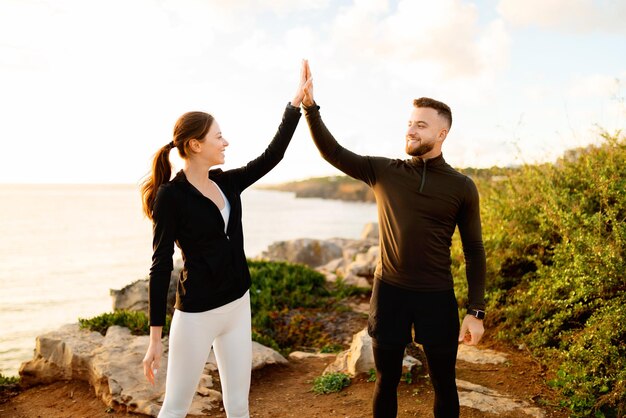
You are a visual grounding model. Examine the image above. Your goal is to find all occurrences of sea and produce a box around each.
[0,184,377,377]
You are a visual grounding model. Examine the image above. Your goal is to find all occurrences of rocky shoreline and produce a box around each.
[13,223,383,416]
[8,223,560,417]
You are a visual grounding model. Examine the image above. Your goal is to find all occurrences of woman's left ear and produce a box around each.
[188,138,202,153]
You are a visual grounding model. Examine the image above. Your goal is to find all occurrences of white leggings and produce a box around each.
[158,291,252,418]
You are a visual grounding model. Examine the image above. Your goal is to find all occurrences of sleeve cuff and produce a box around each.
[286,102,302,112]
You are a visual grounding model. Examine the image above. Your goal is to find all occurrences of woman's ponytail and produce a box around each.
[141,142,175,220]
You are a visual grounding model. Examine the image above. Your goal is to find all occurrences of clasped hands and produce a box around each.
[291,59,315,108]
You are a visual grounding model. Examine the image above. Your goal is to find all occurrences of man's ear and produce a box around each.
[438,128,448,142]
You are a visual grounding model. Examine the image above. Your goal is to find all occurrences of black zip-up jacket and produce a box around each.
[148,104,301,326]
[304,103,486,310]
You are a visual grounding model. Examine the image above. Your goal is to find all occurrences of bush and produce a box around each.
[453,132,626,416]
[248,260,361,353]
[312,372,351,394]
[78,310,172,336]
[0,373,19,388]
[79,260,362,356]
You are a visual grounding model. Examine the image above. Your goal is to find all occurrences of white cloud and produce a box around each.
[497,0,626,34]
[567,73,624,98]
[329,0,510,79]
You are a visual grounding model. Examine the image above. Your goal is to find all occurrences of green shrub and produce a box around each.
[312,372,351,394]
[78,310,172,336]
[453,132,626,416]
[248,260,362,353]
[80,261,359,356]
[0,373,19,387]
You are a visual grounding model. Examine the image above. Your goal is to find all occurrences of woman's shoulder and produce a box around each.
[209,168,234,188]
[156,179,183,202]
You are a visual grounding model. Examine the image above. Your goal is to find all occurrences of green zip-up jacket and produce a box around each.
[304,103,486,310]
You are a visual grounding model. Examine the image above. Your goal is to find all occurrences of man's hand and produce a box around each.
[291,59,313,107]
[302,59,314,107]
[458,315,484,345]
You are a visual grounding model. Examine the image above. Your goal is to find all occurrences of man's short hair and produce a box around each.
[413,97,452,129]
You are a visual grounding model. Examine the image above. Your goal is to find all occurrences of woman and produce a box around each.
[141,61,310,418]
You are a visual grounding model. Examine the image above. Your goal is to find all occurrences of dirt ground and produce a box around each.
[1,335,570,418]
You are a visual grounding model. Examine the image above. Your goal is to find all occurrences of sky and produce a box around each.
[0,0,625,184]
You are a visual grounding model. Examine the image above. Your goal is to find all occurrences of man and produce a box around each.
[300,62,486,418]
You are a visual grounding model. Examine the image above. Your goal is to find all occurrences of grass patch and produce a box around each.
[312,372,351,394]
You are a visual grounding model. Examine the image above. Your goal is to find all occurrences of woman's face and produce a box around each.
[196,120,229,166]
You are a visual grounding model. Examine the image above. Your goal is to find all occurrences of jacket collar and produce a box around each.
[171,170,204,199]
[408,153,446,168]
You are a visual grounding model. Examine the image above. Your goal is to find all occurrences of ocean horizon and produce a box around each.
[0,184,377,377]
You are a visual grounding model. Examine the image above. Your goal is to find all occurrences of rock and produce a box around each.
[317,257,345,274]
[457,379,545,417]
[361,222,379,241]
[324,328,374,376]
[206,342,288,371]
[110,279,150,313]
[345,259,373,277]
[457,345,508,364]
[260,238,343,267]
[19,323,287,416]
[251,342,288,370]
[110,262,181,314]
[341,273,372,289]
[288,351,336,360]
[325,328,421,377]
[402,355,421,373]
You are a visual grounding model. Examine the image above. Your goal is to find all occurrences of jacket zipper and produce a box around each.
[419,160,428,192]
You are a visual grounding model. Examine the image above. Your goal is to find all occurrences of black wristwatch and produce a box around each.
[467,308,486,320]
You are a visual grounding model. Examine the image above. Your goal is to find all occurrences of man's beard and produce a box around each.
[407,141,435,157]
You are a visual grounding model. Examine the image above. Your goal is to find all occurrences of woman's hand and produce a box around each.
[291,59,313,107]
[142,327,163,386]
[302,60,314,107]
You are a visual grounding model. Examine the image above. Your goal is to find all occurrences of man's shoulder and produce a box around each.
[441,163,474,182]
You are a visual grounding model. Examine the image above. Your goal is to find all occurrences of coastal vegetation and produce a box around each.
[463,132,626,417]
[79,310,172,336]
[79,260,366,355]
[77,132,624,416]
[0,373,19,388]
[263,132,625,416]
[259,175,375,202]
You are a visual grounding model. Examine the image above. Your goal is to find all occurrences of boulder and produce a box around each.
[110,261,181,314]
[341,273,372,289]
[457,344,508,364]
[19,323,287,416]
[324,328,374,376]
[457,379,546,417]
[360,222,379,241]
[324,328,421,377]
[260,239,343,267]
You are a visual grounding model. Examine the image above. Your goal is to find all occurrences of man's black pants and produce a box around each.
[368,279,460,418]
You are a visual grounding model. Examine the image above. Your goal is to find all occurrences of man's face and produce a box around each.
[405,107,446,157]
